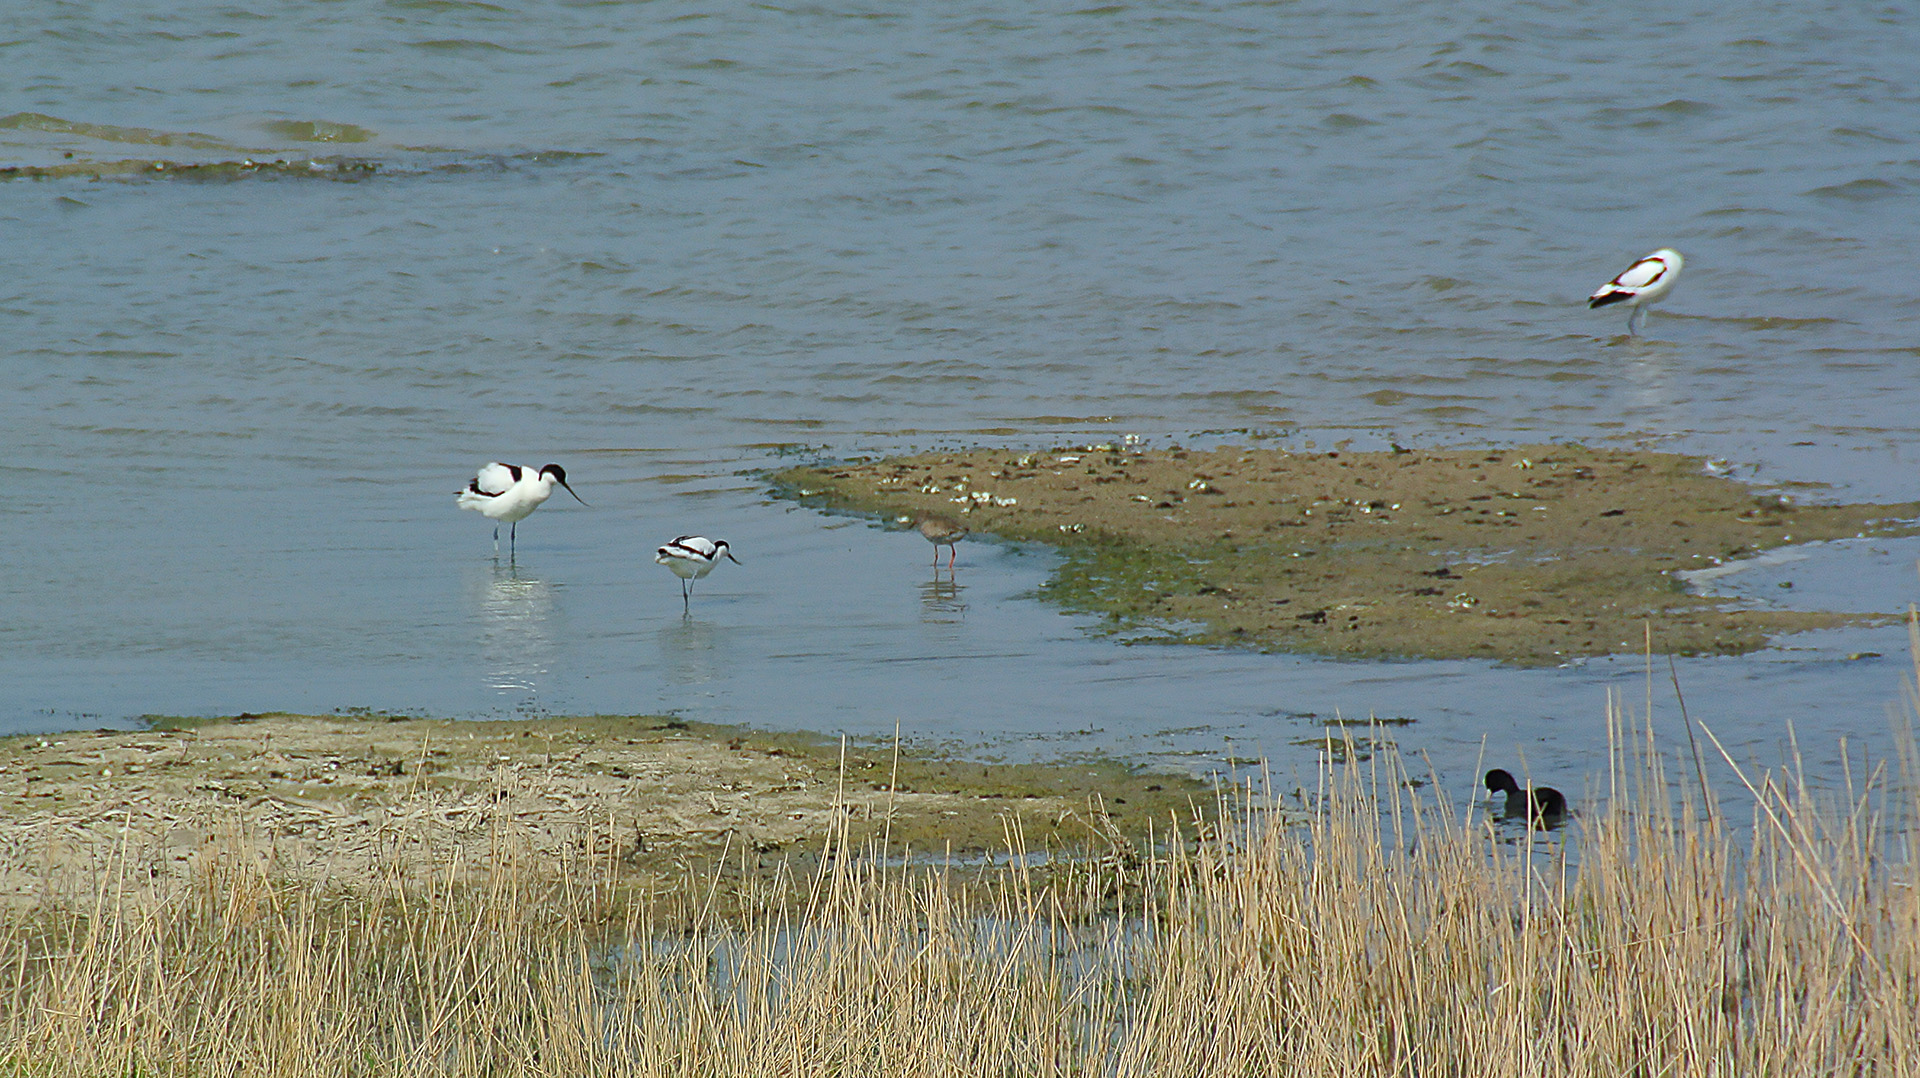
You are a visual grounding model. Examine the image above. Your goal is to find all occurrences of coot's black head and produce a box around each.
[1484,768,1520,794]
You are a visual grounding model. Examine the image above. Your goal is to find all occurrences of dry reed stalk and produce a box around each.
[2,702,1916,1077]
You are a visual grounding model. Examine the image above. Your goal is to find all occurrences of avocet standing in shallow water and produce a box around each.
[456,462,587,558]
[1587,248,1683,336]
[655,536,741,611]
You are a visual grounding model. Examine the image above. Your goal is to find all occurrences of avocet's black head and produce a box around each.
[713,540,742,565]
[1484,768,1520,794]
[540,464,589,506]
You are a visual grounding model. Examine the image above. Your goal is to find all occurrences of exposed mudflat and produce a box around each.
[0,714,1208,912]
[774,444,1920,665]
[0,157,383,181]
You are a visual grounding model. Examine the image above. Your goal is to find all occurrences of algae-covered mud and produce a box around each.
[775,444,1920,665]
[0,152,599,183]
[0,111,598,182]
[0,713,1208,911]
[0,157,384,182]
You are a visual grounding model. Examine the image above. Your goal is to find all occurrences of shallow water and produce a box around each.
[5,0,1920,799]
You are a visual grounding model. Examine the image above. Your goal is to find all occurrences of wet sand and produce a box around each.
[0,713,1208,911]
[774,443,1920,664]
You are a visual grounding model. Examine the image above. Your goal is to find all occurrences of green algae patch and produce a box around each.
[773,444,1920,665]
[0,112,236,150]
[259,119,378,144]
[0,713,1210,920]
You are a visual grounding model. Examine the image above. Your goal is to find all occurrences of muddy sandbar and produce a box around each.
[773,443,1920,664]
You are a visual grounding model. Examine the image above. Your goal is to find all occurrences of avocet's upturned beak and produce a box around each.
[723,550,743,564]
[537,464,589,506]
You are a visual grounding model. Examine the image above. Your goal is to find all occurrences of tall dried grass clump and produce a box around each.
[3,704,1916,1077]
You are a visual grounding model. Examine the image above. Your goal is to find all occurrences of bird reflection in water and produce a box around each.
[1622,347,1682,423]
[472,562,556,697]
[919,576,967,623]
[658,616,722,686]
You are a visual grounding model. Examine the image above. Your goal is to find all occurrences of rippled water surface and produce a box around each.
[6,0,1920,797]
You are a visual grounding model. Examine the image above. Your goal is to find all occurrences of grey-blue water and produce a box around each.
[6,0,1920,801]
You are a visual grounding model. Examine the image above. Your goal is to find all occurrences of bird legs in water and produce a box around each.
[490,523,520,561]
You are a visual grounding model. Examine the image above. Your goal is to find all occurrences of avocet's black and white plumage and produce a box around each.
[1587,248,1683,336]
[456,462,587,558]
[655,535,741,611]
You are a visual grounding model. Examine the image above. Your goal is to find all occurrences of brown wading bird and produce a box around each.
[1484,768,1568,824]
[915,512,968,570]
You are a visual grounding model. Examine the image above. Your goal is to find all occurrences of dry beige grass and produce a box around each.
[3,702,1916,1077]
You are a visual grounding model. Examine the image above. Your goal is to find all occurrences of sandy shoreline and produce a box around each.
[0,713,1210,912]
[774,442,1920,664]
